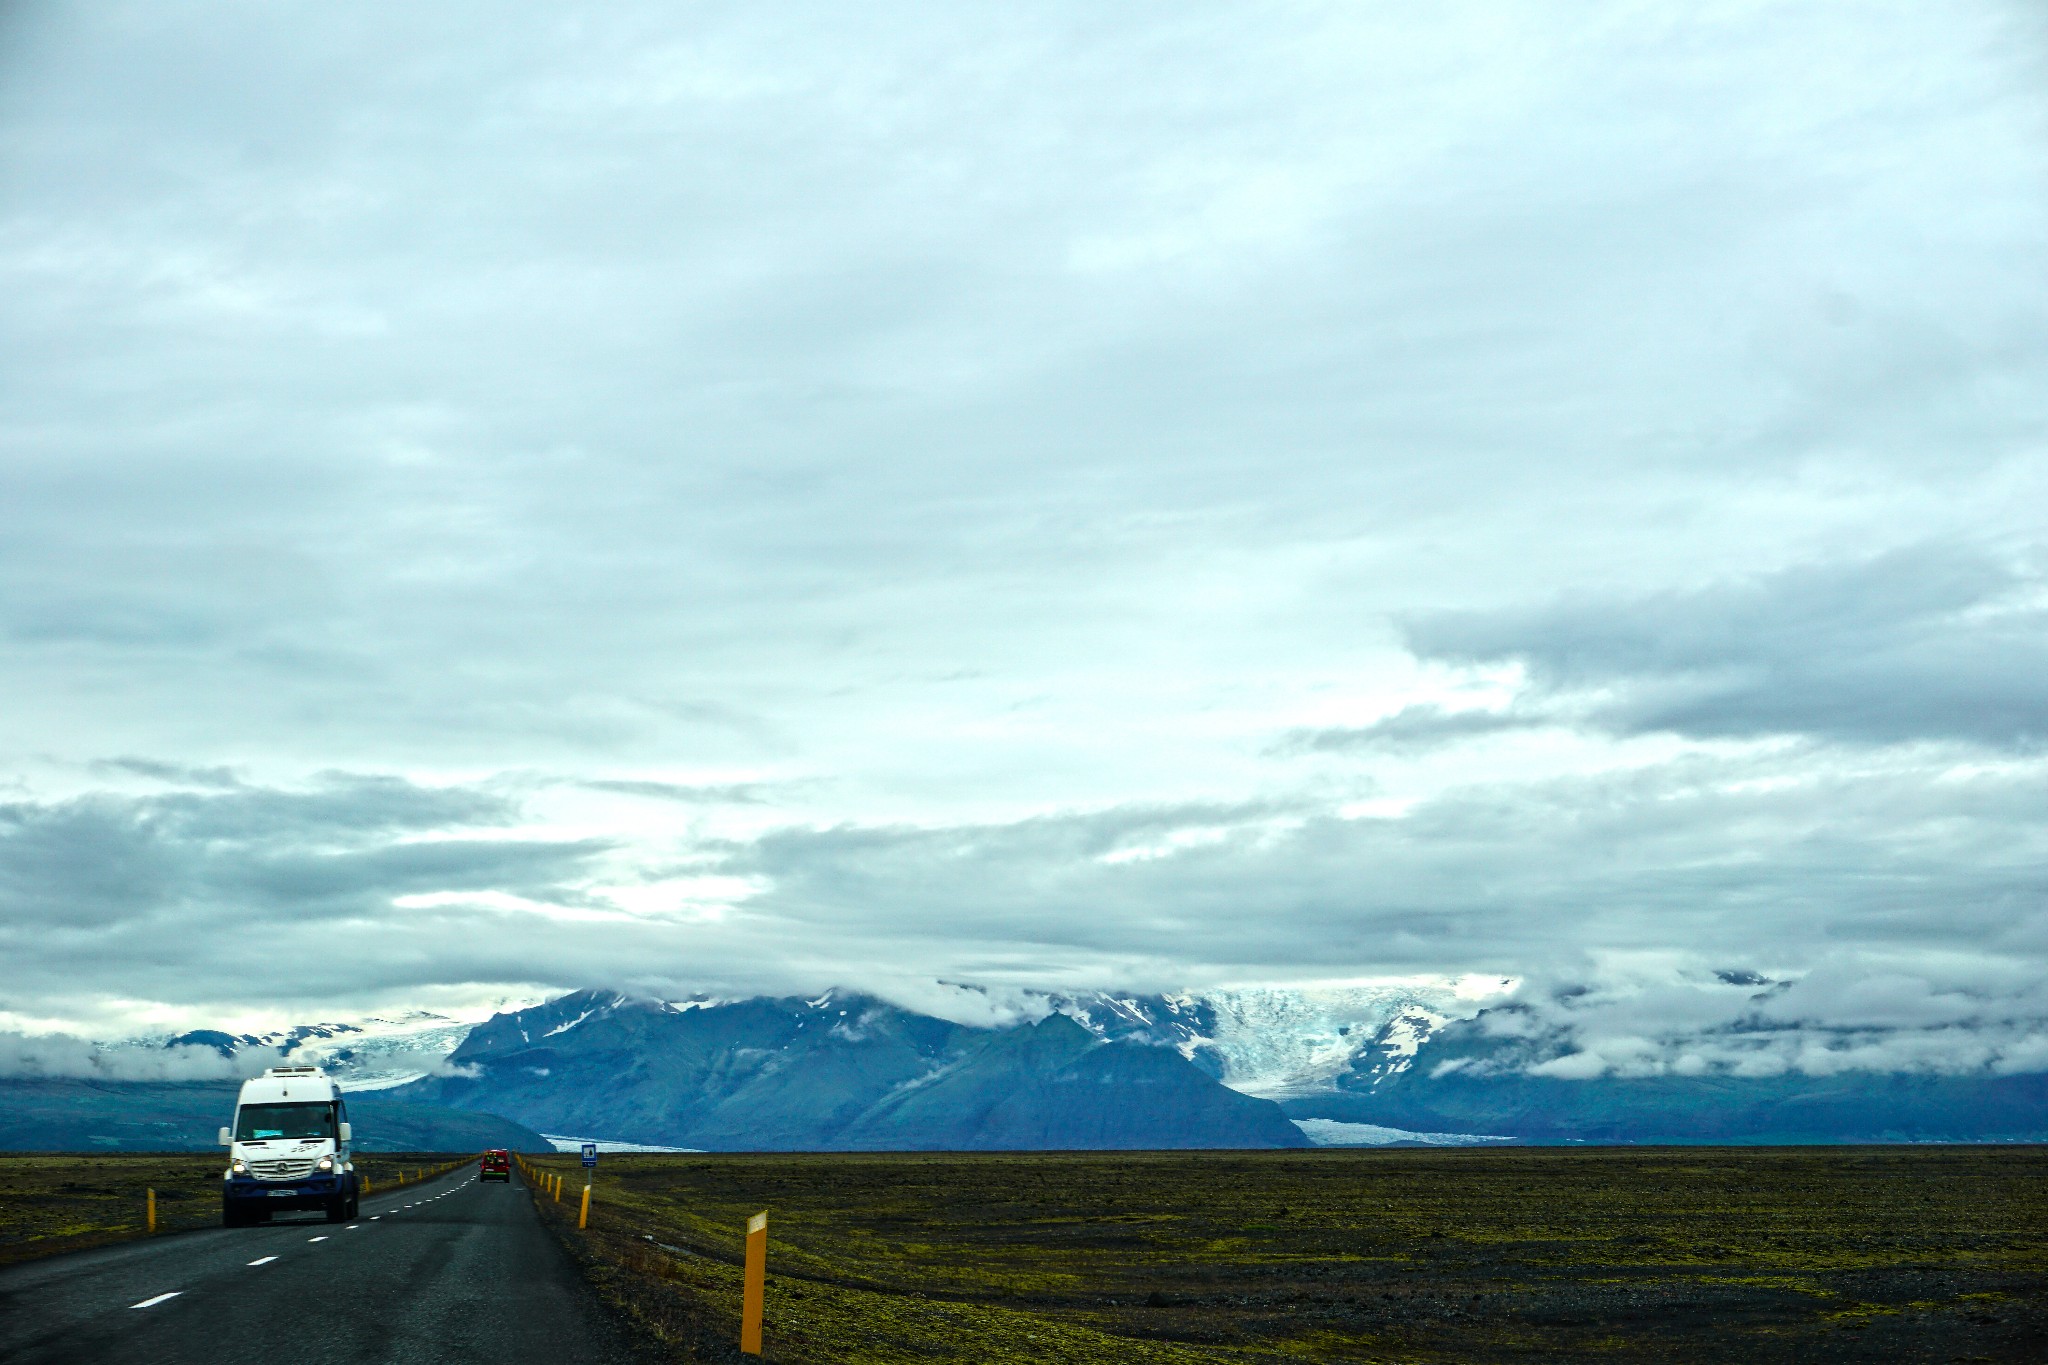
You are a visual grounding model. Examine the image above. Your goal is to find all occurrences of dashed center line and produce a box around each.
[308,1236,328,1243]
[130,1292,180,1309]
[247,1256,277,1267]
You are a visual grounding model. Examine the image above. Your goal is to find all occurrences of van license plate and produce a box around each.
[270,1190,296,1197]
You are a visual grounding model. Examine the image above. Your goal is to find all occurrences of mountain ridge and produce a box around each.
[19,983,2044,1150]
[404,989,1310,1150]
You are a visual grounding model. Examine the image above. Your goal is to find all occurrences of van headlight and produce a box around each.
[229,1158,247,1175]
[316,1155,335,1172]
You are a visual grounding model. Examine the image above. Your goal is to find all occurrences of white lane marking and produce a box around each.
[346,1224,360,1230]
[370,1216,381,1220]
[308,1236,328,1243]
[130,1292,181,1309]
[247,1256,277,1267]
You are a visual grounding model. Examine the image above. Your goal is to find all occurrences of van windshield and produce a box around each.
[234,1102,336,1141]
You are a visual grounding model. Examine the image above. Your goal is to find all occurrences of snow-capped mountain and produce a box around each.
[161,1011,477,1091]
[106,979,2048,1146]
[150,984,1494,1102]
[1333,1005,1454,1091]
[140,981,1509,1104]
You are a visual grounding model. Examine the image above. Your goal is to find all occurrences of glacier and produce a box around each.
[1062,982,1496,1099]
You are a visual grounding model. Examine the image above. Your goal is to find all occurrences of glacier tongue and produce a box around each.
[1293,1118,1514,1147]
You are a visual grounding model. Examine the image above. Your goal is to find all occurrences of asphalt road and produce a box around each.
[0,1163,638,1365]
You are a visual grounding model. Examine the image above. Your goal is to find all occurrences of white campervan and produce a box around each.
[219,1065,361,1225]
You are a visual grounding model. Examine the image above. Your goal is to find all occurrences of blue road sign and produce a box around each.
[580,1142,598,1168]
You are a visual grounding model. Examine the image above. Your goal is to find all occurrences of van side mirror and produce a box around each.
[338,1121,352,1142]
[218,1126,232,1147]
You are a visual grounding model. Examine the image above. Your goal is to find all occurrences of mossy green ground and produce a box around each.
[0,1151,471,1265]
[525,1147,2047,1364]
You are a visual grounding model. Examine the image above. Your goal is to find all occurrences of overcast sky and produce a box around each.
[2,2,2045,1053]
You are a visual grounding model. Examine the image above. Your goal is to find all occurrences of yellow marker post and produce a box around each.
[578,1183,590,1229]
[553,1175,561,1202]
[741,1211,767,1355]
[146,1188,156,1233]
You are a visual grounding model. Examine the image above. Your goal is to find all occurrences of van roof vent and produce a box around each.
[265,1066,321,1076]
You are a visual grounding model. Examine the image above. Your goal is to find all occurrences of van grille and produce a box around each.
[248,1157,317,1180]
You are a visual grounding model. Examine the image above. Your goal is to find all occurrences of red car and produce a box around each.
[479,1149,510,1182]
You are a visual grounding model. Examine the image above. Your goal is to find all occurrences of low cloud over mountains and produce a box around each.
[3,738,2045,1084]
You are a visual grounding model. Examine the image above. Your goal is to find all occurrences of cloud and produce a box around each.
[578,779,771,805]
[0,1031,285,1081]
[1458,957,2048,1079]
[860,980,1056,1030]
[0,773,617,1016]
[91,758,245,788]
[719,753,2048,993]
[1401,545,2048,750]
[1279,705,1545,754]
[0,772,572,933]
[0,4,2042,1049]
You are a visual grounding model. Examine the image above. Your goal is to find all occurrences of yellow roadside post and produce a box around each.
[578,1182,591,1230]
[741,1211,767,1355]
[146,1188,156,1233]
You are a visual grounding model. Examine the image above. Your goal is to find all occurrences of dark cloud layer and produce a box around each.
[1282,706,1545,755]
[1402,546,2048,749]
[728,759,2048,978]
[0,775,614,1014]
